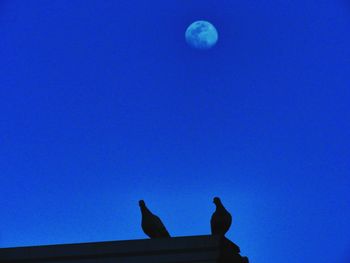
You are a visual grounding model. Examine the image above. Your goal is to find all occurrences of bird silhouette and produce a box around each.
[139,200,171,238]
[210,197,232,237]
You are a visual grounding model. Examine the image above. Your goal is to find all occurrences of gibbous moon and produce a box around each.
[185,20,218,50]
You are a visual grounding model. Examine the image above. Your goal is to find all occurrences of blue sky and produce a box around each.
[0,1,349,262]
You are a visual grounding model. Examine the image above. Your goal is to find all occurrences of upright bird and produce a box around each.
[210,197,232,237]
[139,200,171,238]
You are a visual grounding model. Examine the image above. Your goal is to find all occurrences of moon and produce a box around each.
[185,20,218,50]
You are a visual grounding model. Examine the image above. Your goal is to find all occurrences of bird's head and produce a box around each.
[139,200,146,207]
[213,197,221,205]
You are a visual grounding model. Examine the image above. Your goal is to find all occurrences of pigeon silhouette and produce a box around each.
[139,200,171,238]
[210,197,232,237]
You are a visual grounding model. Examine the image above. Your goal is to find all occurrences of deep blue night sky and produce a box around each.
[1,1,349,262]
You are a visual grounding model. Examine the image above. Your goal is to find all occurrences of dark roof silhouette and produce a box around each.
[139,200,171,238]
[211,197,232,237]
[0,235,249,263]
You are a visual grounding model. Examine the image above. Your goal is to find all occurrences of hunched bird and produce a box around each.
[139,200,171,238]
[210,197,232,237]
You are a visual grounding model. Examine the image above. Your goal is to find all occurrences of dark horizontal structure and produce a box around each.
[0,235,249,263]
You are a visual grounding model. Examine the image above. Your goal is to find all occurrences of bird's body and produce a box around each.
[139,200,170,238]
[210,197,232,237]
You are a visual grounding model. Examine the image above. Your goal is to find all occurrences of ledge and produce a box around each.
[0,235,248,263]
